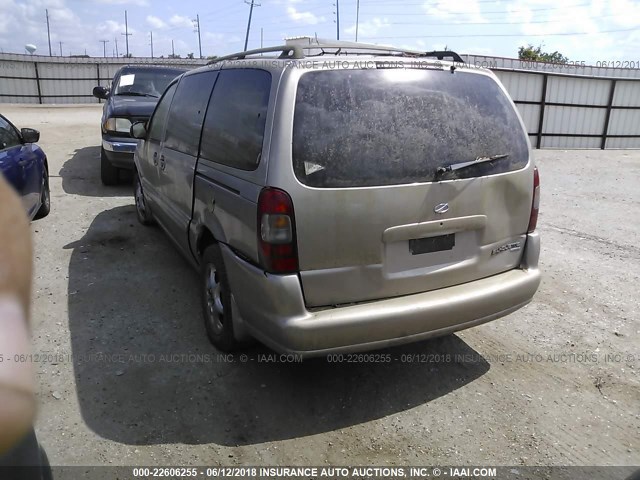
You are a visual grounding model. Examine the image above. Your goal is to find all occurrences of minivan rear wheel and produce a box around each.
[201,244,239,352]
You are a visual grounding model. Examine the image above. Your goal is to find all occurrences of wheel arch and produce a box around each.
[196,226,217,258]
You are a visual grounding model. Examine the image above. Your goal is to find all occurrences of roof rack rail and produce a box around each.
[421,50,465,63]
[207,42,464,65]
[207,45,304,65]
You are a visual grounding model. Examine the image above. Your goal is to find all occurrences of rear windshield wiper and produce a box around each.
[115,92,159,98]
[436,154,509,175]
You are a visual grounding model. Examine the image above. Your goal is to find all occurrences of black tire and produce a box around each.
[34,167,50,220]
[201,244,240,352]
[100,147,119,186]
[133,170,154,225]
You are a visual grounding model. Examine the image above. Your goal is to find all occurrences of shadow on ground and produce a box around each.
[65,206,490,446]
[59,146,132,197]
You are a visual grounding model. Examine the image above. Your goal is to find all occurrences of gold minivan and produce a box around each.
[131,42,541,356]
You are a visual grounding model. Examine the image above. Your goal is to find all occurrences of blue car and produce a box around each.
[0,113,50,220]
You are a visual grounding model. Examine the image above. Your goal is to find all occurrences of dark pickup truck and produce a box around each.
[93,65,187,185]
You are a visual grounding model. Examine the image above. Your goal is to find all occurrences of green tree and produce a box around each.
[518,44,568,63]
[186,52,195,59]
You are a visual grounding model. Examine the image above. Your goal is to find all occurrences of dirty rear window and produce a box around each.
[292,69,529,188]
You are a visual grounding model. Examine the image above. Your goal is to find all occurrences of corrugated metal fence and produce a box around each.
[0,53,204,104]
[463,56,640,149]
[2,52,640,149]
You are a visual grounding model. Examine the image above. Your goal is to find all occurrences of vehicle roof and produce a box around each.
[118,65,189,74]
[183,43,488,77]
[185,55,488,79]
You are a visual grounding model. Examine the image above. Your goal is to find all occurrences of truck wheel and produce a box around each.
[100,147,119,186]
[201,244,240,352]
[34,167,50,220]
[133,170,154,225]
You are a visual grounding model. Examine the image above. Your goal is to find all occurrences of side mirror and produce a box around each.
[20,128,40,144]
[92,86,109,100]
[130,121,147,139]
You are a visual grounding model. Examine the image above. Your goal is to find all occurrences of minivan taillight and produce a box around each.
[257,187,299,274]
[528,167,540,233]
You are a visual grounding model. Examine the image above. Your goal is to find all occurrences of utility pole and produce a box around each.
[99,40,109,58]
[193,14,202,58]
[121,10,132,57]
[171,39,175,57]
[244,0,260,51]
[261,27,263,49]
[149,31,154,58]
[355,0,360,42]
[59,41,63,56]
[46,9,52,56]
[115,37,119,57]
[335,0,340,40]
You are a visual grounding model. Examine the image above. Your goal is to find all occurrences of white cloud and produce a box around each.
[169,14,194,29]
[146,15,166,29]
[94,0,149,6]
[345,17,390,37]
[422,0,486,23]
[287,6,322,25]
[98,20,135,36]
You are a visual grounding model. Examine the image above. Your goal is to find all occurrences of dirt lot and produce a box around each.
[2,105,639,469]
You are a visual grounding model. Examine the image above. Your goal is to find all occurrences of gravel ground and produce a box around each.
[1,104,638,469]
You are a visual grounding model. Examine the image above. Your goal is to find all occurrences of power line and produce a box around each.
[357,2,593,16]
[372,12,633,26]
[360,26,639,39]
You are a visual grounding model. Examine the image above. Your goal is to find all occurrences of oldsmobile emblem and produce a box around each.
[491,241,522,256]
[434,203,449,214]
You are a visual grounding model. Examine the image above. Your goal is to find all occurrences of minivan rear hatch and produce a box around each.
[289,66,532,307]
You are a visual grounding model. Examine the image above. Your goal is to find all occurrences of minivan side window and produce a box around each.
[148,82,177,141]
[200,69,271,171]
[164,71,218,156]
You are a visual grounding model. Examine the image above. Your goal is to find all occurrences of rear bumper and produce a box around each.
[223,233,541,357]
[102,137,137,169]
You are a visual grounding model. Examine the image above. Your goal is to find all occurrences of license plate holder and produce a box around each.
[409,234,455,255]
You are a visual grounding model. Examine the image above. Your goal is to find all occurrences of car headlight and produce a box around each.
[104,117,132,134]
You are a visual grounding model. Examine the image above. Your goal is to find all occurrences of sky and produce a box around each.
[0,0,639,63]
